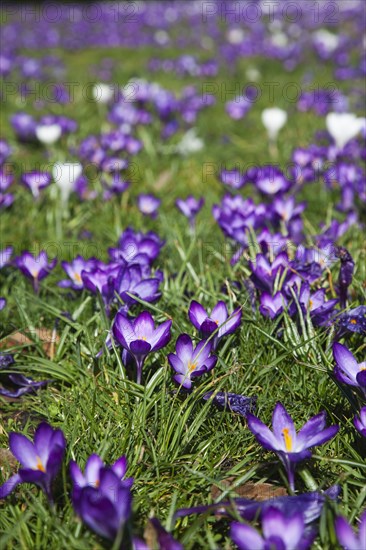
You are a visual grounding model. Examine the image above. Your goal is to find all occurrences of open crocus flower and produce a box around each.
[59,256,98,290]
[113,311,172,384]
[325,112,363,150]
[261,107,287,142]
[70,453,133,515]
[14,250,57,293]
[175,195,204,231]
[335,510,366,550]
[137,193,161,218]
[35,123,62,145]
[168,334,217,390]
[354,407,366,437]
[21,171,51,199]
[247,402,339,491]
[231,507,315,550]
[188,300,241,347]
[333,343,366,395]
[0,422,66,502]
[259,291,287,320]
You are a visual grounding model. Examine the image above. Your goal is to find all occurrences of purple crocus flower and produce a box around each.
[137,194,161,218]
[231,507,315,550]
[203,392,257,417]
[335,510,366,550]
[0,246,13,269]
[21,171,51,199]
[336,306,366,336]
[0,297,6,310]
[0,170,13,191]
[175,195,204,230]
[255,167,290,195]
[354,407,366,437]
[168,334,217,390]
[59,256,98,290]
[247,403,339,491]
[113,311,172,384]
[333,343,366,396]
[0,422,66,502]
[259,291,287,319]
[219,169,245,190]
[249,253,289,293]
[0,192,14,209]
[188,300,241,346]
[70,453,133,515]
[73,466,133,541]
[14,251,57,293]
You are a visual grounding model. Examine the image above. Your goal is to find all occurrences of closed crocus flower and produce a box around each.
[14,250,57,293]
[188,300,241,346]
[168,334,217,390]
[0,422,66,503]
[247,402,339,491]
[326,112,363,150]
[92,82,115,103]
[231,507,315,550]
[333,342,366,395]
[335,511,366,550]
[53,161,83,204]
[261,107,287,141]
[137,194,161,218]
[35,123,62,145]
[113,311,172,384]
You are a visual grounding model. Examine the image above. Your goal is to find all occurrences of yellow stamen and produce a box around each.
[282,428,293,452]
[188,361,197,373]
[36,456,46,473]
[350,319,357,325]
[309,299,313,308]
[95,479,100,488]
[75,273,82,283]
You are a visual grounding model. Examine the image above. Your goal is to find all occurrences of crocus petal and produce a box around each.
[230,522,264,550]
[168,353,185,374]
[113,313,135,347]
[247,414,280,451]
[333,343,359,378]
[9,432,37,469]
[150,319,172,350]
[296,412,327,447]
[188,301,208,329]
[175,334,194,364]
[263,507,303,547]
[130,340,151,356]
[0,473,22,499]
[218,307,242,337]
[84,454,104,484]
[272,403,297,450]
[173,374,192,389]
[79,488,118,540]
[298,425,339,450]
[133,311,155,338]
[112,455,127,479]
[335,516,360,550]
[34,422,54,464]
[210,301,228,325]
[70,460,85,487]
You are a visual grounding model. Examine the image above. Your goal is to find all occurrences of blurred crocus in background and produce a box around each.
[325,112,363,151]
[137,193,161,218]
[53,162,83,205]
[335,510,366,550]
[175,195,204,232]
[21,171,51,199]
[261,107,287,153]
[14,250,57,293]
[35,123,62,146]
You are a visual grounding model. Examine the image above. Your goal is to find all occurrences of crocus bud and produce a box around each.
[53,162,82,204]
[261,107,287,141]
[35,123,62,145]
[92,83,114,103]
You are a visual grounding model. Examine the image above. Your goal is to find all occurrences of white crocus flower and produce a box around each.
[53,162,82,204]
[261,108,288,141]
[176,129,204,156]
[326,113,364,150]
[92,83,115,104]
[35,124,62,145]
